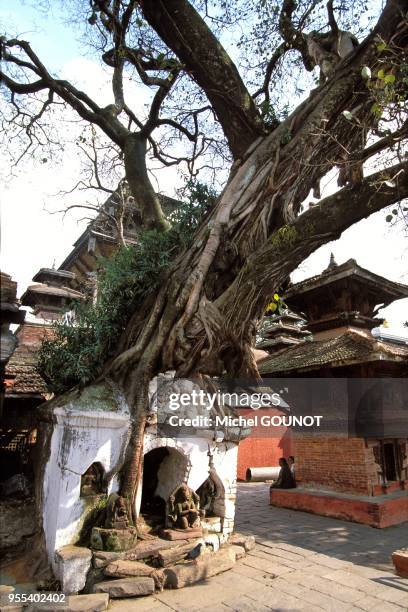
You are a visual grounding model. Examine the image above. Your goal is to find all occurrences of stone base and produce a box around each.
[54,545,92,594]
[65,594,109,611]
[392,549,408,577]
[201,516,222,533]
[94,576,155,598]
[90,527,138,552]
[270,487,408,528]
[160,528,203,541]
[163,547,236,588]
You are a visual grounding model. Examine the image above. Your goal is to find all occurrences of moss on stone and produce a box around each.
[50,381,125,414]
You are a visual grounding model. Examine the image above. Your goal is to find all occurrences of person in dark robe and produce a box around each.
[270,458,296,489]
[288,456,296,481]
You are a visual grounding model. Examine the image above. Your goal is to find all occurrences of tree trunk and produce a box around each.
[124,134,170,231]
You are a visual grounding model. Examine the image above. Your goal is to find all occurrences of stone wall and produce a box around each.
[42,383,130,569]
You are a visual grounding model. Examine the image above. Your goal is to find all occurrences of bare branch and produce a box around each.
[279,0,314,71]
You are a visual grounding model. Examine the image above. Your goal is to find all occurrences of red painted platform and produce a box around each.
[270,487,408,528]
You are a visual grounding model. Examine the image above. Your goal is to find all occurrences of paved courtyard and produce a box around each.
[111,483,408,611]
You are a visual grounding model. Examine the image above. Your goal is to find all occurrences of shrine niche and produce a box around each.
[80,462,105,497]
[139,445,194,535]
[197,475,218,518]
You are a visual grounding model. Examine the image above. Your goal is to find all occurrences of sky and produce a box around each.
[1,0,407,338]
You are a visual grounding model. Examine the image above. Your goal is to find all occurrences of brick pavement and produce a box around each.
[110,483,408,611]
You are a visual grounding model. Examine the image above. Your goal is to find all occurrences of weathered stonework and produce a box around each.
[90,527,138,552]
[54,545,92,594]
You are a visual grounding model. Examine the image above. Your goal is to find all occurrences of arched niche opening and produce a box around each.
[80,462,106,497]
[141,446,188,529]
[197,470,226,518]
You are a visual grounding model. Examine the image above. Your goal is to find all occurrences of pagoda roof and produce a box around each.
[21,283,83,307]
[32,268,76,286]
[286,258,408,306]
[258,329,408,375]
[257,335,309,350]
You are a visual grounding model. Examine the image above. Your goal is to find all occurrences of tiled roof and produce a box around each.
[4,323,52,397]
[5,364,49,396]
[258,330,408,375]
[22,284,83,299]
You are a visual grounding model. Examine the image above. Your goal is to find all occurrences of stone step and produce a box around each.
[63,594,109,611]
[201,518,222,533]
[160,528,203,541]
[125,538,190,560]
[93,537,190,568]
[228,532,255,551]
[103,560,165,591]
[93,576,155,598]
[104,559,157,578]
[163,546,236,589]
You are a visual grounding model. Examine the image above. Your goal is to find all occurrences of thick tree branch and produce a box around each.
[352,122,408,164]
[218,161,408,337]
[137,0,265,159]
[142,70,179,135]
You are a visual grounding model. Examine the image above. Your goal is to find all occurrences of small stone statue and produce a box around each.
[197,477,217,518]
[168,484,201,530]
[104,493,130,530]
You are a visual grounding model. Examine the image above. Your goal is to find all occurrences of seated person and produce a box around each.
[270,457,296,489]
[288,455,296,481]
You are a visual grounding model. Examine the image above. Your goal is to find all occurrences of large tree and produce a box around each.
[1,0,407,520]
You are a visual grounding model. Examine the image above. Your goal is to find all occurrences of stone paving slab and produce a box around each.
[108,483,408,610]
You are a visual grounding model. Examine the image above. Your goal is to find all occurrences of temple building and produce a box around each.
[257,255,408,527]
[59,186,179,288]
[1,272,25,412]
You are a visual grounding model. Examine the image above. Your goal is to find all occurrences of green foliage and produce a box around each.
[38,180,216,394]
[170,179,217,248]
[258,99,278,129]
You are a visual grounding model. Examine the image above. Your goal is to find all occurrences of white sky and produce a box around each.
[1,1,407,337]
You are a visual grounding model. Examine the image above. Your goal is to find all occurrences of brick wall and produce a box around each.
[294,436,371,494]
[237,410,293,481]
